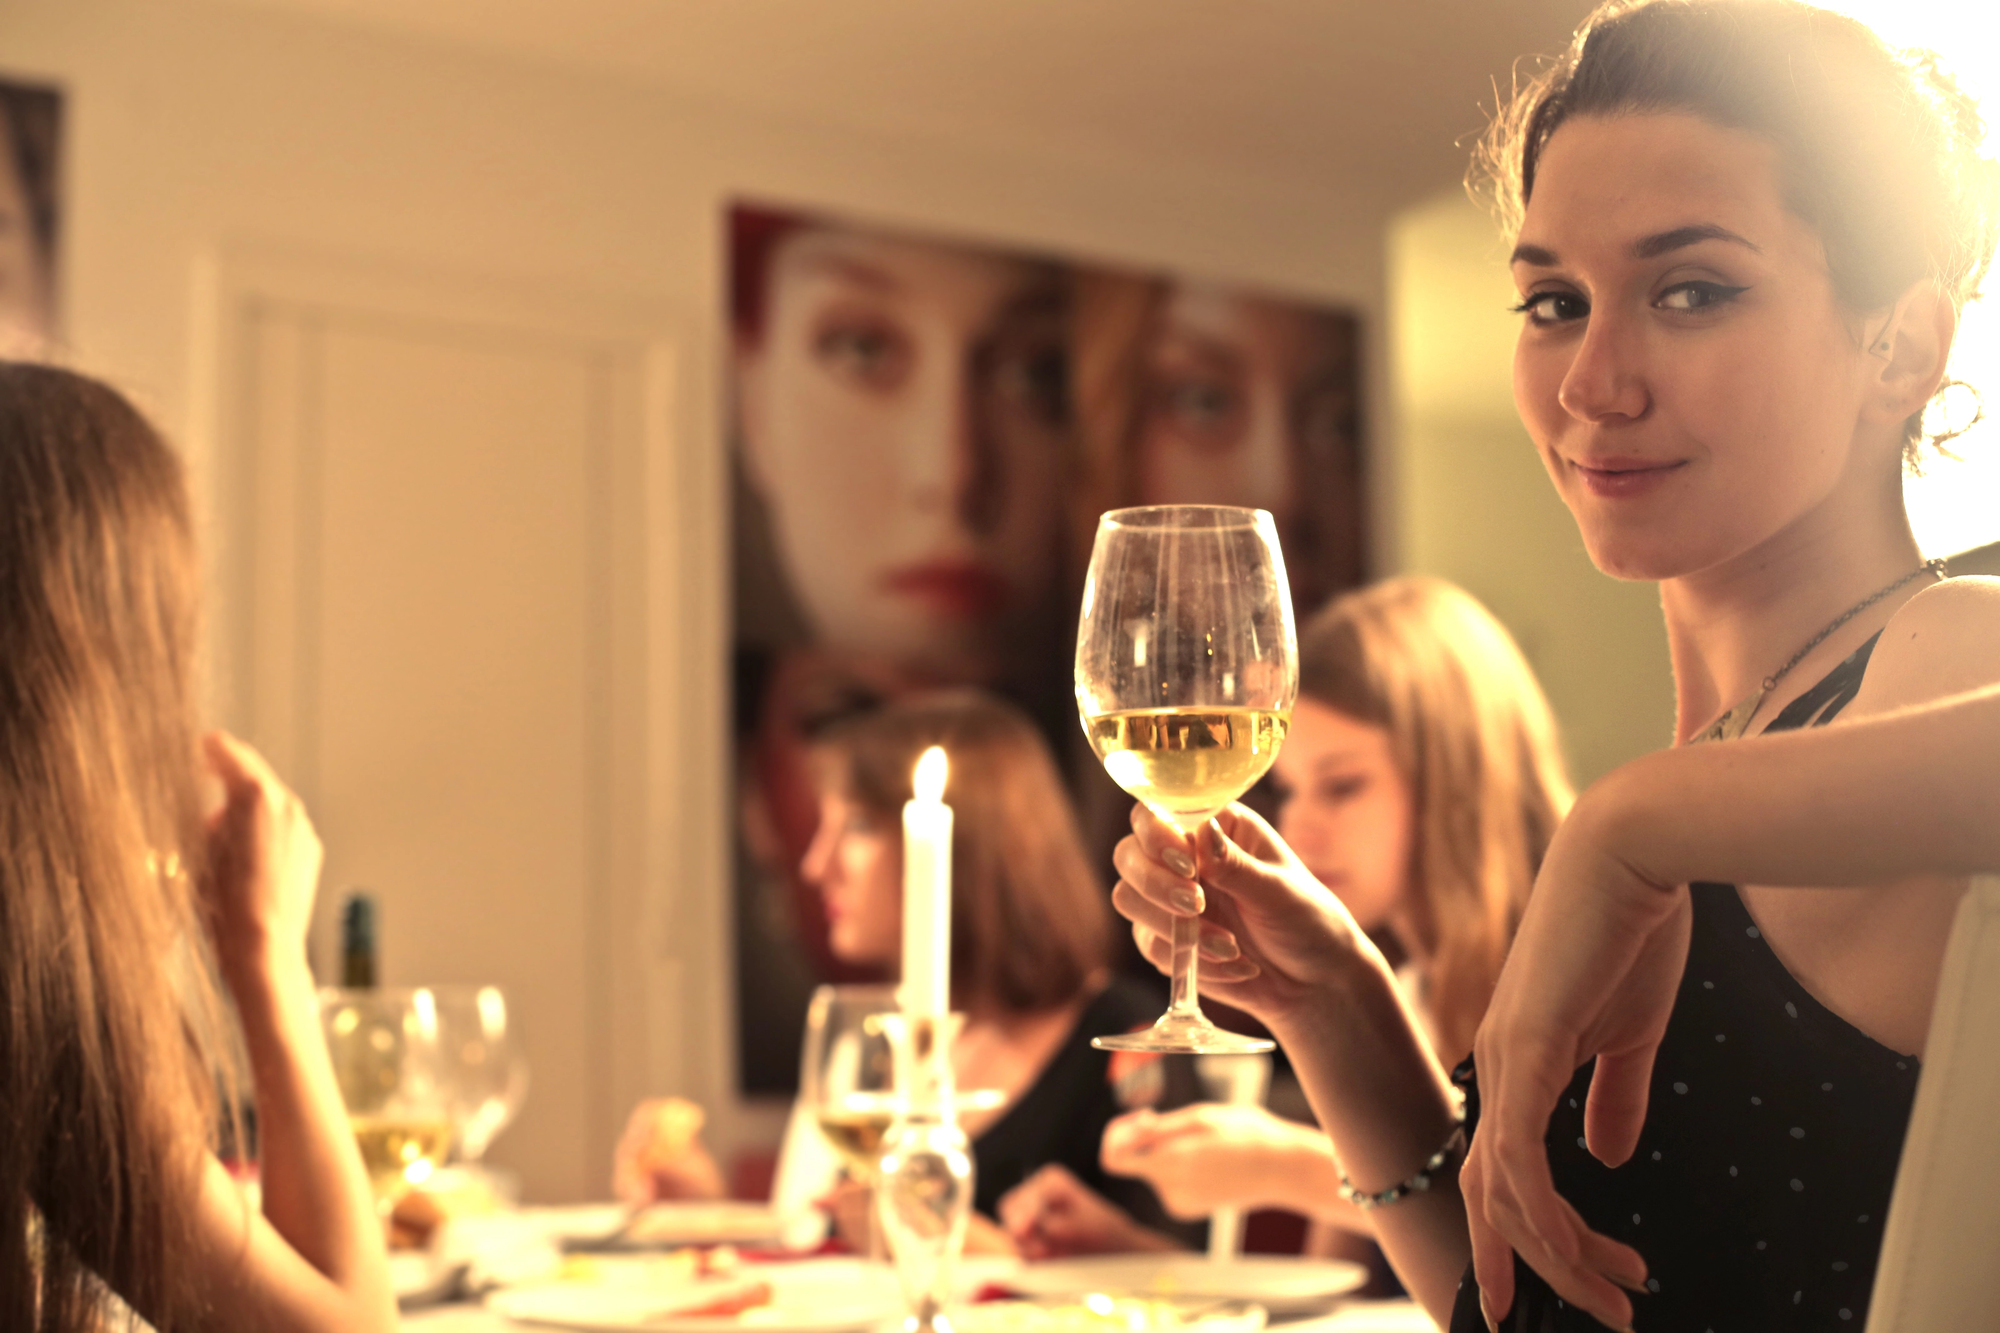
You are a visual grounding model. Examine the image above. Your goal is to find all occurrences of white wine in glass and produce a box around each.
[801,985,900,1261]
[320,987,456,1215]
[1077,505,1298,1054]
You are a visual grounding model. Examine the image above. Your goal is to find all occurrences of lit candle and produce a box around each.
[902,746,952,1019]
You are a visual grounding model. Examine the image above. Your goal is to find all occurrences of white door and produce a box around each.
[200,252,725,1202]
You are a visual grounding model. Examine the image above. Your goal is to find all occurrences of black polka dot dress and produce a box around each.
[1448,635,1922,1332]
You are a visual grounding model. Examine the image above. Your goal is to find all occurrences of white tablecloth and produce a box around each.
[404,1297,1437,1332]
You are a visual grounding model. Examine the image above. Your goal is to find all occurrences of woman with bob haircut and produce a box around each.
[1109,3,2000,1329]
[0,362,394,1331]
[621,690,1195,1248]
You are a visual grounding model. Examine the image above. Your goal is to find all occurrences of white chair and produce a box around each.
[1864,874,2000,1332]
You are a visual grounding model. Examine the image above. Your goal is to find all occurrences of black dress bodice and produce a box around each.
[1449,634,1921,1331]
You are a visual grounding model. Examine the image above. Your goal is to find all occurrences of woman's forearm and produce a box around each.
[1604,682,2000,890]
[1267,952,1469,1321]
[226,948,389,1300]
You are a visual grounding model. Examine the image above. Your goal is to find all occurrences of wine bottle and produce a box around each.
[340,891,379,988]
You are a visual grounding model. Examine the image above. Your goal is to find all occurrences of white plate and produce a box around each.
[1009,1256,1367,1316]
[620,1202,789,1248]
[487,1257,899,1332]
[953,1297,1267,1333]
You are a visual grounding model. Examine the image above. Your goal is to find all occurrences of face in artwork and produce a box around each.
[1132,284,1349,542]
[739,226,1068,682]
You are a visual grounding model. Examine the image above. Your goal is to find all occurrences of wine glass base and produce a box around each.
[1091,1012,1275,1055]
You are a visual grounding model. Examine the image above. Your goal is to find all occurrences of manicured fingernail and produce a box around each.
[1479,1292,1498,1333]
[1162,847,1195,877]
[1170,886,1204,915]
[1199,933,1239,961]
[1207,820,1229,856]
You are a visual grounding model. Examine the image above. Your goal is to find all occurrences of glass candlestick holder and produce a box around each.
[874,1012,973,1333]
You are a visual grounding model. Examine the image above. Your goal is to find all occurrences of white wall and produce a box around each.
[0,0,1407,1190]
[1388,190,1677,785]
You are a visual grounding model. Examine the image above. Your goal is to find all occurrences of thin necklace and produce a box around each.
[1694,558,1947,745]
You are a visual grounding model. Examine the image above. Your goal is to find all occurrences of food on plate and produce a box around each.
[648,1279,776,1319]
[388,1187,444,1251]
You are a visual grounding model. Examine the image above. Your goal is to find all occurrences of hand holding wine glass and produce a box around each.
[1111,801,1383,1027]
[1077,506,1298,1053]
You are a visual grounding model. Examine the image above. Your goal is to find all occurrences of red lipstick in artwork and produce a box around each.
[1571,454,1688,499]
[882,562,1009,618]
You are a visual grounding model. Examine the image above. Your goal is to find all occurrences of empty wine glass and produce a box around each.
[1076,505,1298,1054]
[429,985,529,1164]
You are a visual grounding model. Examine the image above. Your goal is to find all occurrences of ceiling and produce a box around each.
[202,0,1590,210]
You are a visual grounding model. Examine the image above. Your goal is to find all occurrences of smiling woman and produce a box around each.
[1446,2,2000,1328]
[1102,2,2000,1330]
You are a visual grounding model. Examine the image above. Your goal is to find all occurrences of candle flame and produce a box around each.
[913,746,948,803]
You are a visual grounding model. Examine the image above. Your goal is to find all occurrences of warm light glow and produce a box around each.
[913,747,948,804]
[477,986,507,1040]
[1828,0,2000,557]
[412,987,438,1040]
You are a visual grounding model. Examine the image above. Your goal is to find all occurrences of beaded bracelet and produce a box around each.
[1336,1119,1467,1211]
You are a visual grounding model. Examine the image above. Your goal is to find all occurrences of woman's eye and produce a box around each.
[815,321,911,388]
[1151,375,1244,447]
[992,344,1070,425]
[1656,281,1750,313]
[1315,776,1367,804]
[1511,291,1589,325]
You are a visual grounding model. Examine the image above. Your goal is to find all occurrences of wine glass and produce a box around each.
[1076,505,1298,1053]
[801,984,902,1261]
[319,987,456,1216]
[430,985,529,1164]
[803,984,902,1182]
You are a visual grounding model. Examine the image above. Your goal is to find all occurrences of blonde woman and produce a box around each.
[1001,577,1572,1258]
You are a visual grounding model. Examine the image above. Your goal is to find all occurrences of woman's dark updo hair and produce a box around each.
[1474,0,2000,462]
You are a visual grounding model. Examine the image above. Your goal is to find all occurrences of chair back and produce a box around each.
[1865,874,2000,1332]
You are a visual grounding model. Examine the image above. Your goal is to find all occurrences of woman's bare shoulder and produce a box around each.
[1850,575,2000,715]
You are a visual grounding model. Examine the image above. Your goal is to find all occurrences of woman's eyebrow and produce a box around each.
[1510,224,1762,269]
[795,253,901,292]
[1632,223,1762,259]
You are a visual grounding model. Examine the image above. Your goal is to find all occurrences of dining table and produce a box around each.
[390,1201,1440,1333]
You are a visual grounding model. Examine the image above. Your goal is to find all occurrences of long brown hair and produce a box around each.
[814,691,1111,1016]
[1298,577,1573,1061]
[0,363,225,1330]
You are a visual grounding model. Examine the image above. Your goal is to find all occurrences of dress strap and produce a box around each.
[1761,631,1882,735]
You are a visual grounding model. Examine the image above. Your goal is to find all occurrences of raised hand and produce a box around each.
[200,731,324,978]
[1460,796,1683,1331]
[1109,801,1379,1029]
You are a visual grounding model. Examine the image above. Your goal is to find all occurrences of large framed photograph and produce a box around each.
[728,203,1367,1093]
[0,76,61,358]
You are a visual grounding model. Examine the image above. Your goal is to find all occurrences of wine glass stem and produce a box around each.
[1169,913,1203,1018]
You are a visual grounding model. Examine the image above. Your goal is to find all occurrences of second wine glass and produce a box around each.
[1076,505,1298,1054]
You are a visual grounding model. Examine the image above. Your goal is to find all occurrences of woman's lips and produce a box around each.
[1571,455,1688,499]
[882,562,1009,618]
